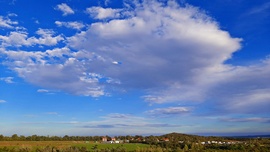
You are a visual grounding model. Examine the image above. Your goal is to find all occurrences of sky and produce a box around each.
[0,0,270,136]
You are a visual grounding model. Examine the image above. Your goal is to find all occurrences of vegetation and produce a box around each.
[0,133,269,151]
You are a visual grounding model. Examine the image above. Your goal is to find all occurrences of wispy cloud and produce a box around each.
[104,0,111,6]
[0,15,18,28]
[0,100,7,103]
[0,77,14,83]
[146,107,191,116]
[221,117,270,123]
[247,2,270,15]
[82,123,182,129]
[55,21,85,30]
[55,3,75,16]
[103,113,131,119]
[37,89,49,93]
[45,112,59,115]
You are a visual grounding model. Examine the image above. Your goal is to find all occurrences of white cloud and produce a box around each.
[112,61,121,65]
[55,21,85,30]
[16,112,186,135]
[0,100,7,103]
[146,107,191,116]
[207,61,270,114]
[37,89,49,93]
[2,0,269,115]
[86,7,122,19]
[0,29,64,47]
[8,13,17,17]
[76,113,184,134]
[0,77,14,83]
[68,1,241,100]
[55,3,74,16]
[1,0,243,99]
[221,117,270,123]
[104,0,111,6]
[0,15,18,28]
[2,47,107,97]
[247,2,270,15]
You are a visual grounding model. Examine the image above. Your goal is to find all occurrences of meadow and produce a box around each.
[0,141,150,151]
[1,133,269,151]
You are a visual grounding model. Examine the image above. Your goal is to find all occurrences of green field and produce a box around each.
[76,142,150,151]
[0,141,150,151]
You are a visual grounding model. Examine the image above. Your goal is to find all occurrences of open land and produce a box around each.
[0,133,270,152]
[0,141,149,152]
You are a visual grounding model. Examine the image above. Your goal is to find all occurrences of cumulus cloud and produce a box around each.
[68,1,241,100]
[1,0,269,115]
[55,3,74,16]
[0,29,64,47]
[86,7,122,19]
[1,0,242,99]
[55,21,85,30]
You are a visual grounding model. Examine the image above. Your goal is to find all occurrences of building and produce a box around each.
[102,137,107,142]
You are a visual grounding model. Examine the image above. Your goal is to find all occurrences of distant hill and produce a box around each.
[229,135,270,139]
[160,132,212,142]
[159,132,270,142]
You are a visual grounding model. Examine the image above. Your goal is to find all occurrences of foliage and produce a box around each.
[0,133,269,151]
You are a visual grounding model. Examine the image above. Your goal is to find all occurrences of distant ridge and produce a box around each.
[159,132,270,141]
[228,134,270,138]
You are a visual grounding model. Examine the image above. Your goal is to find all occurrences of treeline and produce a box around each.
[0,132,269,142]
[1,132,270,152]
[0,134,105,141]
[0,132,235,142]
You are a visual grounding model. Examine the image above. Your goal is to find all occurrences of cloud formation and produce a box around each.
[221,117,270,123]
[0,15,18,28]
[1,0,240,98]
[77,113,183,133]
[146,107,191,116]
[55,21,85,30]
[0,100,7,103]
[1,0,269,116]
[55,3,75,16]
[0,77,14,83]
[86,7,122,19]
[247,2,270,15]
[68,0,241,101]
[0,29,64,47]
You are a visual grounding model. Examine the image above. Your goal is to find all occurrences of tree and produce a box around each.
[0,135,4,141]
[11,134,18,141]
[183,144,189,151]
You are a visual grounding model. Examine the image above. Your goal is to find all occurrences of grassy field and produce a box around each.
[0,141,150,151]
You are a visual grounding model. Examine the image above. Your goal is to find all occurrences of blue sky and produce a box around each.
[0,0,270,136]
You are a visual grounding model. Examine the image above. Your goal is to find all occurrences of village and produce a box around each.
[100,136,245,145]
